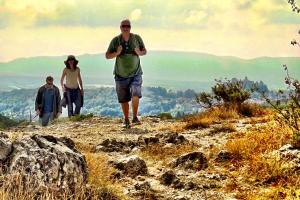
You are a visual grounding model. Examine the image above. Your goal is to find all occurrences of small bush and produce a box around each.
[158,112,173,120]
[70,113,94,122]
[196,78,252,108]
[0,114,21,129]
[238,103,270,117]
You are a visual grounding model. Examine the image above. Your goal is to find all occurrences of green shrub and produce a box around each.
[196,78,252,109]
[158,112,173,120]
[0,114,20,129]
[70,113,94,122]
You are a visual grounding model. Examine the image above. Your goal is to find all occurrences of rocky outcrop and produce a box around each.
[0,132,12,161]
[215,150,233,162]
[159,170,183,188]
[95,138,139,153]
[113,156,148,178]
[163,132,187,145]
[95,133,188,153]
[172,152,208,171]
[278,144,300,172]
[0,133,88,188]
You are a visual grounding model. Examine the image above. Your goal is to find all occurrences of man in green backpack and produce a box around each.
[106,19,147,128]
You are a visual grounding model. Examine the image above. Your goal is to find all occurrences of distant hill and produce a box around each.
[0,51,299,91]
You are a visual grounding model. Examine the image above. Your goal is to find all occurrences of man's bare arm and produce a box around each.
[105,45,123,59]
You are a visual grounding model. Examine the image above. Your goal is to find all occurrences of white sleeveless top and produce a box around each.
[65,68,79,89]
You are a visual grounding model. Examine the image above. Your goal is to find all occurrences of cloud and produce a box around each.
[129,9,142,21]
[0,0,299,61]
[0,0,296,30]
[184,10,207,25]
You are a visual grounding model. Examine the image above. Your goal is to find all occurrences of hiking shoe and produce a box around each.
[122,119,131,129]
[132,116,141,125]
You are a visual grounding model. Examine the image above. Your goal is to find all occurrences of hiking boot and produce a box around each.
[122,118,131,129]
[132,116,141,125]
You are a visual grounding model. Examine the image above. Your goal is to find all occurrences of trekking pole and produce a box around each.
[32,114,38,120]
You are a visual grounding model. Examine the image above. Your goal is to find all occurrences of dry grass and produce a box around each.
[210,123,237,134]
[221,120,298,199]
[242,176,300,200]
[184,106,239,130]
[180,103,269,130]
[158,123,186,133]
[185,115,214,129]
[225,122,291,160]
[139,143,199,163]
[0,174,118,200]
[75,142,95,153]
[84,153,127,199]
[238,103,272,117]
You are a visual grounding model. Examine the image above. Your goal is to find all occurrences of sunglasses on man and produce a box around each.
[121,25,131,28]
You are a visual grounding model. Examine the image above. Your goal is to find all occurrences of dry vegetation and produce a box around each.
[2,102,297,200]
[0,173,119,200]
[221,120,300,199]
[139,143,199,164]
[184,103,270,130]
[210,123,237,134]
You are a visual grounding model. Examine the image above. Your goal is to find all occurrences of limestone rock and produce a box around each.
[114,156,148,178]
[164,133,187,144]
[95,139,138,153]
[0,134,88,188]
[215,150,233,162]
[159,170,183,188]
[172,152,208,171]
[0,133,12,161]
[278,144,300,172]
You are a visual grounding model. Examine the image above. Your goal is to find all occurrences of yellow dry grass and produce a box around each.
[184,106,239,130]
[84,153,128,199]
[225,122,291,160]
[139,143,199,164]
[210,123,237,134]
[222,120,299,199]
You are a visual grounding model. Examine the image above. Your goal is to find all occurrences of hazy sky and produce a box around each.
[0,0,299,62]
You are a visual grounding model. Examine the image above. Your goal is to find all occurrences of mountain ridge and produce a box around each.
[0,51,299,91]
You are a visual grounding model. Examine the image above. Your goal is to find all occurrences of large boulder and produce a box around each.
[0,133,88,188]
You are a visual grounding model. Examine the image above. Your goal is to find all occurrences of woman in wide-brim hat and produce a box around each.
[60,55,83,117]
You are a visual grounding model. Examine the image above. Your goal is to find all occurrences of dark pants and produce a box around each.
[40,112,54,126]
[66,88,81,117]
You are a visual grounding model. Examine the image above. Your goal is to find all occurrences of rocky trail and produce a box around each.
[0,116,270,200]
